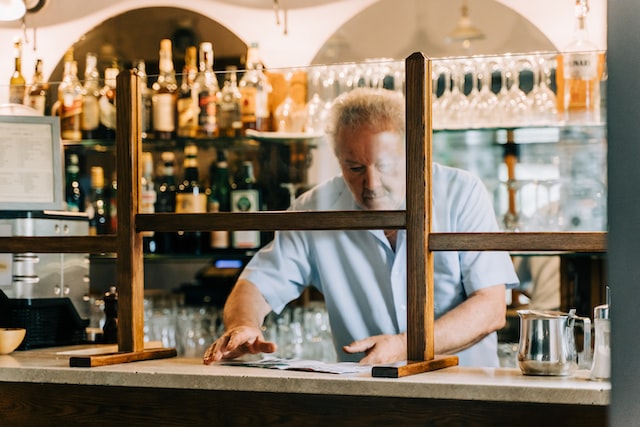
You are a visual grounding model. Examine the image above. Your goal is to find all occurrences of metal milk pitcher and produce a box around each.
[517,309,591,376]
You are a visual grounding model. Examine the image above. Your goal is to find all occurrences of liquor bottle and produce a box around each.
[102,285,118,344]
[231,160,261,249]
[65,153,85,212]
[177,46,198,138]
[81,52,101,140]
[175,143,207,254]
[57,48,83,140]
[193,41,220,138]
[141,152,157,253]
[133,59,153,139]
[9,37,25,104]
[154,151,177,254]
[216,65,242,138]
[88,166,110,235]
[208,151,231,250]
[25,58,47,115]
[152,39,178,140]
[556,0,603,124]
[239,42,272,132]
[99,67,118,140]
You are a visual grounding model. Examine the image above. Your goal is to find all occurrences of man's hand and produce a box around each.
[203,325,277,365]
[343,333,407,365]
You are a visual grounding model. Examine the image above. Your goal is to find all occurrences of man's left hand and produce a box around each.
[343,333,407,365]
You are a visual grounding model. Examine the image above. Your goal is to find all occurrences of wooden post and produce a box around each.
[372,52,458,378]
[69,71,176,367]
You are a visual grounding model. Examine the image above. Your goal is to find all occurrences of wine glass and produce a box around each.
[527,53,558,126]
[470,57,499,128]
[444,61,470,129]
[496,56,531,127]
[305,66,331,134]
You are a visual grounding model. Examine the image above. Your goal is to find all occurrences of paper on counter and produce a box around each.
[219,356,371,375]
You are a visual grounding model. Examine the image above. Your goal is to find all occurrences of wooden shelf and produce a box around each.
[0,235,117,253]
[136,211,406,232]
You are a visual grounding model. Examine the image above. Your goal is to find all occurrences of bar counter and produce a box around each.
[0,345,609,426]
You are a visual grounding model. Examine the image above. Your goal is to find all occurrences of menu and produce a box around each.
[0,118,60,208]
[219,356,372,375]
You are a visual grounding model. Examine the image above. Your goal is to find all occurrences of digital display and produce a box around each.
[214,259,244,269]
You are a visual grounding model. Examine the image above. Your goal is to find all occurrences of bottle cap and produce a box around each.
[160,39,172,51]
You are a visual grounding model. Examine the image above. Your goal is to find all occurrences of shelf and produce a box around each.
[136,211,406,232]
[433,123,606,145]
[0,235,117,253]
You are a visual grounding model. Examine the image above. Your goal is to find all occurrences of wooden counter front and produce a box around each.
[0,345,609,426]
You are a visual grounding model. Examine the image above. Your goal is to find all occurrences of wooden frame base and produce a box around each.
[69,348,177,368]
[372,355,459,378]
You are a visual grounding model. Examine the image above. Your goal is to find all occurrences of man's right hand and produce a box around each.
[203,325,277,365]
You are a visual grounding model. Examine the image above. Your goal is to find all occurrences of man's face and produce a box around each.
[335,125,406,211]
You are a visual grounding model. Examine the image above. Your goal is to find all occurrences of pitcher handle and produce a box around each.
[571,312,592,369]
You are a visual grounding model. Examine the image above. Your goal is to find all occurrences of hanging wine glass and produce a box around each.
[444,61,470,129]
[469,56,499,128]
[305,66,331,134]
[527,53,557,126]
[496,56,531,127]
[274,69,307,133]
[432,61,451,130]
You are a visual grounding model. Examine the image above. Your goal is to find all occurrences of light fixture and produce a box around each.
[0,0,26,22]
[445,0,486,49]
[0,0,47,21]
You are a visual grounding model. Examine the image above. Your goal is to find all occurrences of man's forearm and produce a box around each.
[433,284,506,355]
[223,279,273,330]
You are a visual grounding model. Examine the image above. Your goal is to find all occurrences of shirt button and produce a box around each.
[400,304,406,311]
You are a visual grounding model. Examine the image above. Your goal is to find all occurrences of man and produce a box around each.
[204,87,519,367]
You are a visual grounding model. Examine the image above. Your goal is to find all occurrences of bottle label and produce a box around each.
[231,189,260,248]
[153,93,176,132]
[240,86,257,123]
[176,193,207,213]
[9,86,25,104]
[231,189,259,212]
[82,95,100,131]
[564,52,598,80]
[198,91,217,133]
[255,90,269,118]
[177,96,196,135]
[60,98,82,140]
[208,200,229,248]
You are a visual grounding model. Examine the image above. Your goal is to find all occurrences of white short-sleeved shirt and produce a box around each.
[240,163,519,366]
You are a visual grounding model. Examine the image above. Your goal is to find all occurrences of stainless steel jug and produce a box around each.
[517,309,591,376]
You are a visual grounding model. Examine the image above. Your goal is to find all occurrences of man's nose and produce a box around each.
[364,167,382,189]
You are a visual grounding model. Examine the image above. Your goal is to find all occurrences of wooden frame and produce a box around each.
[1,53,607,371]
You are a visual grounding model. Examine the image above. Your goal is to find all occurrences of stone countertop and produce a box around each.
[0,344,610,406]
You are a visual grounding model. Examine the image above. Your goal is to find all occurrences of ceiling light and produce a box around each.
[0,0,26,22]
[445,0,485,44]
